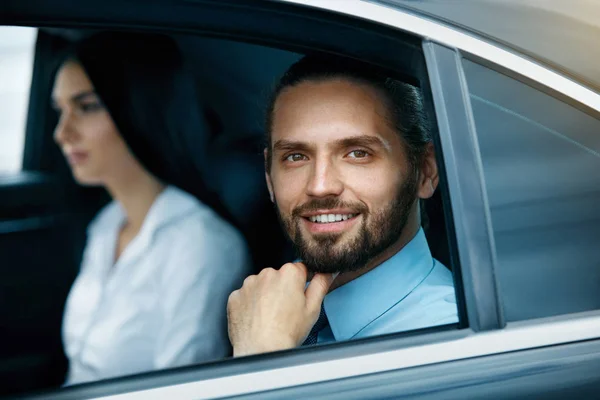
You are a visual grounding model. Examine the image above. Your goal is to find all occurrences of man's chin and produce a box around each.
[303,227,356,245]
[302,259,344,275]
[293,224,366,274]
[298,244,356,274]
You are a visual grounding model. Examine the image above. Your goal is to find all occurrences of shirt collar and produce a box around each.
[89,185,200,261]
[134,185,199,245]
[323,228,435,342]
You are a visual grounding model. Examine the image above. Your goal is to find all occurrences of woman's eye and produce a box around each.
[79,102,104,113]
[347,150,369,159]
[285,153,307,162]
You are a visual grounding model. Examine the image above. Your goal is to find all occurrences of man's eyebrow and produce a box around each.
[272,139,312,153]
[273,136,392,153]
[336,135,392,151]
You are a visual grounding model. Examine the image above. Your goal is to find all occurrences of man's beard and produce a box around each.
[275,171,418,274]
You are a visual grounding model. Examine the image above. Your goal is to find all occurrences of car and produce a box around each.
[1,0,600,398]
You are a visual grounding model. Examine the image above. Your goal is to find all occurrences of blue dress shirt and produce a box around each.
[317,228,458,343]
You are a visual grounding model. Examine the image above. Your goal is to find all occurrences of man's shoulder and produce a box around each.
[423,259,455,288]
[357,260,458,337]
[405,259,457,315]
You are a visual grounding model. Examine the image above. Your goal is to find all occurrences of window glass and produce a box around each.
[464,59,600,321]
[0,26,36,173]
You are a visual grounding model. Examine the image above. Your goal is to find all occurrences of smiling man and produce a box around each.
[227,55,458,356]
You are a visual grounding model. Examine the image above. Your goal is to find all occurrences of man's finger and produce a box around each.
[305,272,337,313]
[280,262,308,290]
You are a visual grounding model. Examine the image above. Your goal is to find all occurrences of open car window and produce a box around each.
[0,12,465,398]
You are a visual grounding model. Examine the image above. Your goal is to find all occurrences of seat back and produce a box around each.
[203,133,294,272]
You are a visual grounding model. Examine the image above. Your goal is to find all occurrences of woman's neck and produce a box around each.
[105,169,166,232]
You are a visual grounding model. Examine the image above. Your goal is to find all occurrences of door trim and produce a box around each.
[80,312,600,399]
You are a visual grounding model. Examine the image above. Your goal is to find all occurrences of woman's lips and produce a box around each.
[66,151,89,166]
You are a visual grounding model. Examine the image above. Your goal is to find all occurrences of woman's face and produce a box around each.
[52,60,139,186]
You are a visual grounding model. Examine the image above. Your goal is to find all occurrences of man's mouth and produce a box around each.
[308,213,358,224]
[300,210,362,235]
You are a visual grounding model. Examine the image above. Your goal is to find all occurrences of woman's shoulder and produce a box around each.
[156,187,251,281]
[158,186,246,249]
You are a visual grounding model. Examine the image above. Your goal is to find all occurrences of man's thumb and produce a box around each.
[305,272,338,313]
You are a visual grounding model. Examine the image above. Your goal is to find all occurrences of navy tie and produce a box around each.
[302,303,329,346]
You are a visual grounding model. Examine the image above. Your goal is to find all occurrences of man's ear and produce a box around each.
[417,142,439,200]
[264,148,275,203]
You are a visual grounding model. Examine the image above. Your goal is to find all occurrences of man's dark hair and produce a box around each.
[265,54,432,173]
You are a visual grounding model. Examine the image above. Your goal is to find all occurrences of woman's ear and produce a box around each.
[417,142,439,200]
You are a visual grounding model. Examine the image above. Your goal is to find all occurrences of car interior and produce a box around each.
[0,21,460,397]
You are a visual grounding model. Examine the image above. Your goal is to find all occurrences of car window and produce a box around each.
[0,26,37,173]
[463,59,600,321]
[1,26,462,397]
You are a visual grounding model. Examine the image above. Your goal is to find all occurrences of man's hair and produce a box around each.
[265,54,432,173]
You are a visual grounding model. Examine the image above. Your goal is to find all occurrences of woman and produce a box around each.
[51,32,251,385]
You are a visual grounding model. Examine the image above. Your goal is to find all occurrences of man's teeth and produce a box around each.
[308,214,356,223]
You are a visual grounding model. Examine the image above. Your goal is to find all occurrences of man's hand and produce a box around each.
[227,262,336,357]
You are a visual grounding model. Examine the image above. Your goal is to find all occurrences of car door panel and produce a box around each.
[231,339,600,399]
[0,173,89,394]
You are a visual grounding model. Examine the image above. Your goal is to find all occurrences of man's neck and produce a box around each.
[328,221,421,292]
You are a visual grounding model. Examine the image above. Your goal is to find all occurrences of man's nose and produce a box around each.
[306,158,344,198]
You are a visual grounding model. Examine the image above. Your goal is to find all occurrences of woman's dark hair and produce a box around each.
[265,54,431,173]
[62,31,229,220]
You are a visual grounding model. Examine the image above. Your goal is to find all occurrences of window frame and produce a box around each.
[422,41,503,331]
[1,0,599,398]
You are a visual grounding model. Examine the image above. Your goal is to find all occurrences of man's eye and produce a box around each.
[285,153,308,162]
[347,150,369,159]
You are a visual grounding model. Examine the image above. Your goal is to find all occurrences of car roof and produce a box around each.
[387,0,600,91]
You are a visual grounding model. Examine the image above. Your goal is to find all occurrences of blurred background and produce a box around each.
[0,26,36,172]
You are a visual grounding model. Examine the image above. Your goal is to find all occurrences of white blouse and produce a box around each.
[62,186,251,385]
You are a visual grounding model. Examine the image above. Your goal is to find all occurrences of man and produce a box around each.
[227,55,458,357]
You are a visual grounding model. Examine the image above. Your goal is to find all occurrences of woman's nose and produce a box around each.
[54,111,75,145]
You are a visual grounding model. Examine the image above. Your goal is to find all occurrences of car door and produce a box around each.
[1,0,600,399]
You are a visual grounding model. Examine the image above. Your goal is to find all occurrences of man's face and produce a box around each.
[267,78,422,274]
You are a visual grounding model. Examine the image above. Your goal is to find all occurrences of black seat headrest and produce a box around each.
[203,134,294,271]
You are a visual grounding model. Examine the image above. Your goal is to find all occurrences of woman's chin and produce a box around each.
[72,170,103,186]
